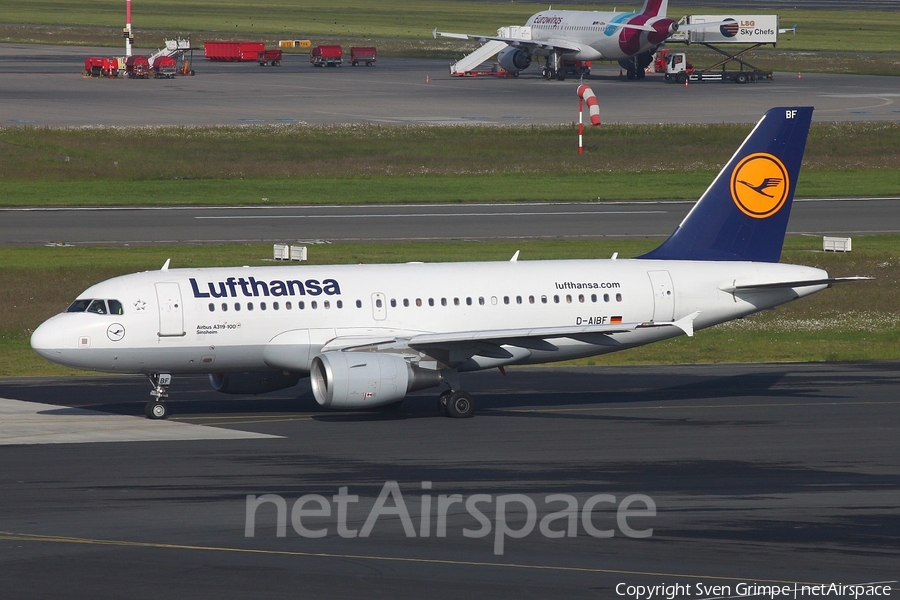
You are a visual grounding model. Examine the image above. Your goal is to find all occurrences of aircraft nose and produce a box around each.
[30,317,66,361]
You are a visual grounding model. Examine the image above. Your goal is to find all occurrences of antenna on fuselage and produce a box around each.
[161,259,170,271]
[510,251,520,262]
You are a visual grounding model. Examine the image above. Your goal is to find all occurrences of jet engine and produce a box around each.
[310,352,442,409]
[209,371,302,395]
[497,47,531,73]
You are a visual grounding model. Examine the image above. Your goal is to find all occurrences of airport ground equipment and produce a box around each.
[152,56,177,79]
[257,49,283,66]
[204,41,265,61]
[350,47,377,67]
[84,57,119,78]
[125,55,151,79]
[664,14,777,84]
[311,45,343,67]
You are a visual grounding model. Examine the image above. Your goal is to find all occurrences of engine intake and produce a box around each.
[209,371,301,395]
[498,47,531,73]
[310,352,442,409]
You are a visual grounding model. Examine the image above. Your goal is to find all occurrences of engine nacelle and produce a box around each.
[310,352,442,409]
[209,371,302,395]
[497,46,531,73]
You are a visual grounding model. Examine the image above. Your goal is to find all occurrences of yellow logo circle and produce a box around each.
[730,153,790,219]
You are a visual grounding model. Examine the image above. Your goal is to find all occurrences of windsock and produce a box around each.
[576,85,601,126]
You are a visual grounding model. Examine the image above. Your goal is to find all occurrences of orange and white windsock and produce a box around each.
[576,85,601,126]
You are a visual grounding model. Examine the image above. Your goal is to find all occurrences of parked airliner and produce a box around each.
[31,107,863,420]
[435,0,714,79]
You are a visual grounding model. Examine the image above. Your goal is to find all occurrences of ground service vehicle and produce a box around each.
[350,46,377,67]
[664,51,771,84]
[152,56,177,78]
[125,55,151,78]
[258,49,283,66]
[84,57,118,78]
[311,45,343,67]
[204,41,265,61]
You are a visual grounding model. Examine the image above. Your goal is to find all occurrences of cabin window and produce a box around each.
[578,294,585,303]
[441,298,447,307]
[390,299,397,308]
[553,295,560,304]
[403,299,410,308]
[221,303,228,312]
[478,297,485,306]
[416,298,422,307]
[604,293,610,302]
[273,302,280,310]
[454,298,460,306]
[376,298,383,308]
[529,295,535,304]
[541,295,548,304]
[260,302,267,311]
[247,302,254,311]
[324,300,330,309]
[234,303,241,311]
[591,294,597,303]
[516,296,522,304]
[503,296,510,305]
[337,300,343,309]
[311,301,318,309]
[108,300,124,315]
[616,293,623,302]
[466,297,472,306]
[285,301,292,310]
[428,298,434,307]
[356,300,362,309]
[299,301,305,310]
[87,300,108,314]
[208,303,215,312]
[66,299,92,313]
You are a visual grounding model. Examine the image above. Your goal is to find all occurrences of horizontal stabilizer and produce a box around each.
[721,276,873,293]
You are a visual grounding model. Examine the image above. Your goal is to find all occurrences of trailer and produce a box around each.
[84,57,119,78]
[258,49,283,66]
[663,50,772,84]
[125,55,151,79]
[152,56,177,78]
[310,45,343,67]
[350,46,377,67]
[204,41,265,62]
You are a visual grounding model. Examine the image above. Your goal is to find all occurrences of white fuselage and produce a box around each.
[31,258,827,376]
[525,10,674,60]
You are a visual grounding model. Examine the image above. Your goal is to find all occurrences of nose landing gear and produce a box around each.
[145,373,171,419]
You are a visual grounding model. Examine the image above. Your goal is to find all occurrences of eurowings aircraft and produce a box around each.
[434,0,712,79]
[31,107,863,420]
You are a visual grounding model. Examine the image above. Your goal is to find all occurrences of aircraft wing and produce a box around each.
[320,314,701,367]
[433,29,583,53]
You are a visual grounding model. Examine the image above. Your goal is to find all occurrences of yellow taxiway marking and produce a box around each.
[2,531,894,591]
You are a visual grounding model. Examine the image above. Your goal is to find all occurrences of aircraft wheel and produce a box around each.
[145,401,168,420]
[446,391,474,419]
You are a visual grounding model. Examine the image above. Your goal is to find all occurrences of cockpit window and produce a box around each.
[87,300,108,314]
[67,299,92,313]
[66,299,124,315]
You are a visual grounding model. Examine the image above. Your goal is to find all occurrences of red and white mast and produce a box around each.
[124,0,134,57]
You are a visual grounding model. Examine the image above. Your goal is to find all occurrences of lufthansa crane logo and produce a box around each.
[730,153,790,219]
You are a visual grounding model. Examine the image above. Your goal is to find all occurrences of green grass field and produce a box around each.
[1,122,898,206]
[3,235,898,377]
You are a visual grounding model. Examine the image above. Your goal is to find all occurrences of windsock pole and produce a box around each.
[576,85,601,154]
[125,0,133,57]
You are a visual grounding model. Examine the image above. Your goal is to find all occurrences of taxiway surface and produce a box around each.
[1,362,898,599]
[2,44,900,127]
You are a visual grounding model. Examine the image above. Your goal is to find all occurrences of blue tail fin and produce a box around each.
[639,107,813,263]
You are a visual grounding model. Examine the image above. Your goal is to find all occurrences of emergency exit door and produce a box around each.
[155,282,186,337]
[648,271,675,323]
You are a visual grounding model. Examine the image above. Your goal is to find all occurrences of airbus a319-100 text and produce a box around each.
[31,107,866,420]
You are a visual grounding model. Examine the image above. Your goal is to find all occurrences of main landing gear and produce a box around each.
[437,388,475,419]
[145,373,171,419]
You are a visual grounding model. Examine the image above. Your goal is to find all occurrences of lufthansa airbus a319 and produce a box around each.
[31,107,866,420]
